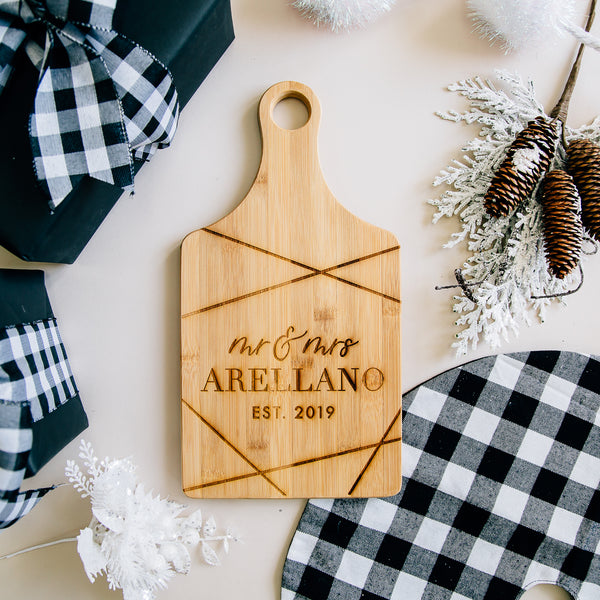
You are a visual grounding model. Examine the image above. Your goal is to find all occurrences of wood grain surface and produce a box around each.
[181,81,402,498]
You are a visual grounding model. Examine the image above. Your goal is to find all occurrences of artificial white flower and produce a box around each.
[65,441,236,600]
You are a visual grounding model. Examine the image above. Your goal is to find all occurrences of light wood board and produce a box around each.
[181,81,401,498]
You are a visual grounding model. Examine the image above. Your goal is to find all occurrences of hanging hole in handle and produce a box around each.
[272,93,311,130]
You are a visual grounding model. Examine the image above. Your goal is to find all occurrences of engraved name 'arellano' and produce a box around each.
[201,366,384,393]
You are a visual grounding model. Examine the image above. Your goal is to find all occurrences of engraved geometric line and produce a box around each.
[181,399,287,496]
[348,406,403,495]
[202,227,400,305]
[183,434,403,493]
[181,229,400,318]
[202,228,318,270]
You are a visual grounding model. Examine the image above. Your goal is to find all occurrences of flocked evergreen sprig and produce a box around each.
[431,70,600,355]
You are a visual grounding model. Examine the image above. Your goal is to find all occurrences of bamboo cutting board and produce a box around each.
[181,82,401,498]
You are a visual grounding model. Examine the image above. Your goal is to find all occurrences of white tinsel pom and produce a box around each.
[293,0,395,32]
[468,0,579,51]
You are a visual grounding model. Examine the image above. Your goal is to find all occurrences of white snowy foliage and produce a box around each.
[293,0,395,32]
[431,70,596,356]
[65,441,236,600]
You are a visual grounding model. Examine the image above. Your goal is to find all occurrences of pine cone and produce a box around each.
[566,138,600,241]
[484,117,559,218]
[540,170,583,279]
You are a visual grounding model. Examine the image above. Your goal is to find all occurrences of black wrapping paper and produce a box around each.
[0,269,88,475]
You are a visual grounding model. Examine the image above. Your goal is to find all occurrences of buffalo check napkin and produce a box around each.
[282,351,600,599]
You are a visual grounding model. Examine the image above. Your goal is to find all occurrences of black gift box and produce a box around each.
[0,269,88,475]
[0,0,234,264]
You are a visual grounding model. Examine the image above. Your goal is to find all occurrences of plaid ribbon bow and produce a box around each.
[0,0,179,209]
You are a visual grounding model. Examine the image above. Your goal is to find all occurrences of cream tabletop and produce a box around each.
[0,0,596,598]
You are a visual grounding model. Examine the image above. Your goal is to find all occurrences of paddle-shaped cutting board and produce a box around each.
[181,81,401,498]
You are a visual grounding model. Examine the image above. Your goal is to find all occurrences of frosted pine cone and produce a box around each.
[540,169,583,279]
[484,117,559,218]
[566,138,600,241]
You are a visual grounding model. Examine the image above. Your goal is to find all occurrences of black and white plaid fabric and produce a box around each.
[0,318,79,528]
[0,0,179,209]
[282,352,600,599]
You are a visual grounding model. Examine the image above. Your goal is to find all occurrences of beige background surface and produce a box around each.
[0,0,596,598]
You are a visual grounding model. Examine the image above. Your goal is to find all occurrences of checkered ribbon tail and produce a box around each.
[0,318,79,528]
[0,0,179,209]
[282,352,600,600]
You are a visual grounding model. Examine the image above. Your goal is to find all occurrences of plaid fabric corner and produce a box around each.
[51,0,117,29]
[282,352,600,600]
[0,318,79,528]
[0,0,34,23]
[0,318,79,421]
[85,29,179,160]
[0,13,26,93]
[0,398,54,529]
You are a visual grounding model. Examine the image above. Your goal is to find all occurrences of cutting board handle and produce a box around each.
[254,81,326,191]
[258,80,320,138]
